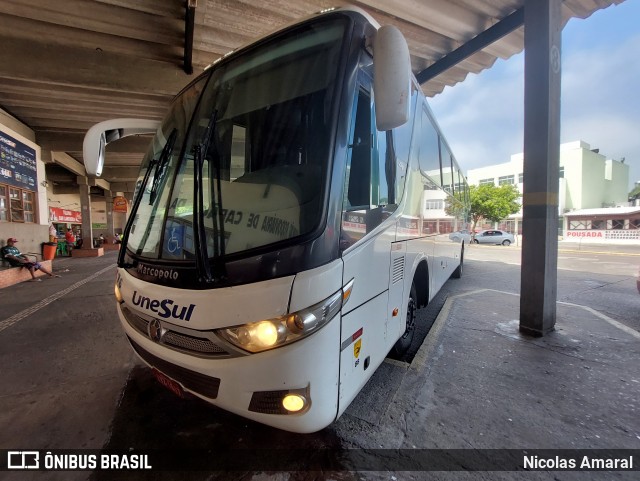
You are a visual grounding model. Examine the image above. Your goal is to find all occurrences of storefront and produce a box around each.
[49,207,83,252]
[564,207,640,244]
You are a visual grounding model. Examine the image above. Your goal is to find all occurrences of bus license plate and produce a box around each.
[152,369,184,398]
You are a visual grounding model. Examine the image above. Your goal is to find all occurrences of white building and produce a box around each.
[466,141,631,237]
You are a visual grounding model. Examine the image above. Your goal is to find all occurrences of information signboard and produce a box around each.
[113,196,128,213]
[49,207,82,223]
[0,130,37,190]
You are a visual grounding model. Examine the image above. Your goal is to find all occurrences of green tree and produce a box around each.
[468,183,521,233]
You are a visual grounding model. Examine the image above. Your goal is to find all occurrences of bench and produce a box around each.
[0,253,53,289]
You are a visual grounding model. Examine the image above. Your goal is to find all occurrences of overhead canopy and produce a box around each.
[565,207,640,217]
[0,0,623,187]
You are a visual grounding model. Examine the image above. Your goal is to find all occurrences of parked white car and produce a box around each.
[472,230,515,246]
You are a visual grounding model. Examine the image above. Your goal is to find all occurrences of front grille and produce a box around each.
[128,337,220,399]
[120,305,230,358]
[249,390,289,415]
[163,331,227,354]
[121,306,148,334]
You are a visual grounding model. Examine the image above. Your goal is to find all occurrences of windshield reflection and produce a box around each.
[127,19,346,263]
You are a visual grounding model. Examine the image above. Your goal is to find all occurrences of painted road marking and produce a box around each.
[410,288,639,371]
[0,265,115,334]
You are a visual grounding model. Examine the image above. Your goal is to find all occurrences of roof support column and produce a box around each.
[519,0,562,336]
[77,177,93,249]
[105,190,114,238]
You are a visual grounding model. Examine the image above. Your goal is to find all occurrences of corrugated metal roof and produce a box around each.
[0,0,626,183]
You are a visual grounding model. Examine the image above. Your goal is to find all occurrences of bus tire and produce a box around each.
[392,283,417,357]
[451,247,463,278]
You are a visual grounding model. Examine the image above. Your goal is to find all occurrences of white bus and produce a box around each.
[84,7,469,433]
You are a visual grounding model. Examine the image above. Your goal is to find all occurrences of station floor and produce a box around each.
[0,249,638,480]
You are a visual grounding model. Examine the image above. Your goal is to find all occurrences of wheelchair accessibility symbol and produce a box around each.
[164,225,183,256]
[167,227,181,253]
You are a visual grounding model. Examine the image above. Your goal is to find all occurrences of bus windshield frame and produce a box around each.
[124,16,350,269]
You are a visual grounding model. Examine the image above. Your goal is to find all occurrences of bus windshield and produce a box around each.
[127,18,347,261]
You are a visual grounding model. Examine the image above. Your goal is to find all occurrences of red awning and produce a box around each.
[49,207,82,223]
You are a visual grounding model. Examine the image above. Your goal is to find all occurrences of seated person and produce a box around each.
[1,237,60,282]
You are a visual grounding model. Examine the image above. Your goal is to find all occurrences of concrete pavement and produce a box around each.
[0,250,638,480]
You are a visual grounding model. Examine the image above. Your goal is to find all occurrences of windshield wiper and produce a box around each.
[210,123,228,281]
[193,143,213,283]
[117,128,177,268]
[195,108,228,283]
[149,129,178,205]
[193,107,230,283]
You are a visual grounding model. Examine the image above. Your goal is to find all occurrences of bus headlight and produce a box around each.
[217,289,342,353]
[236,321,286,350]
[114,280,124,304]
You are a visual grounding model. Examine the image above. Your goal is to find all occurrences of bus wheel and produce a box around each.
[451,247,463,278]
[392,283,417,357]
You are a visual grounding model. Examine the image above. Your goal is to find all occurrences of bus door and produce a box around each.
[338,69,396,415]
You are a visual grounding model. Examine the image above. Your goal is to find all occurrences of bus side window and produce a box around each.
[345,89,372,209]
[342,82,402,248]
[440,141,454,195]
[391,86,418,203]
[418,107,442,186]
[341,87,373,248]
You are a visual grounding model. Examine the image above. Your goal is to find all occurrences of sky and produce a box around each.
[428,0,640,192]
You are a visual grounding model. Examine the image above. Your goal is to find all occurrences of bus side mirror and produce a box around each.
[373,25,411,131]
[83,118,160,176]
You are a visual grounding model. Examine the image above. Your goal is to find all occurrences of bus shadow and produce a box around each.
[92,366,352,480]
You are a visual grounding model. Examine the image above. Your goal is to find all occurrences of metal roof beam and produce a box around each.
[416,7,524,85]
[183,0,196,75]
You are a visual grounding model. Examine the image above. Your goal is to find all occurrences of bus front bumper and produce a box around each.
[118,304,341,434]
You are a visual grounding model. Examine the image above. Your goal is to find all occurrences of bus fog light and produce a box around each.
[249,387,310,415]
[282,394,306,412]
